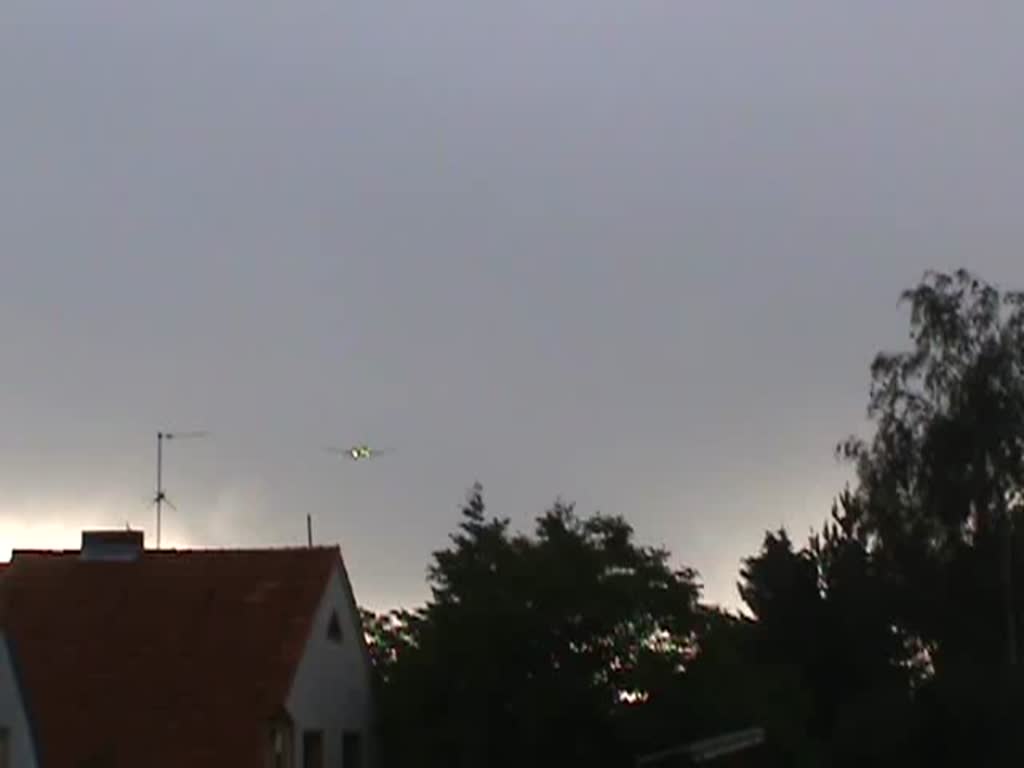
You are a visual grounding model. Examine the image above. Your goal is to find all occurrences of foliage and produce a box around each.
[360,271,1024,767]
[365,484,702,768]
[838,269,1024,668]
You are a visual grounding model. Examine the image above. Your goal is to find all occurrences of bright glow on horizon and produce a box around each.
[0,497,171,560]
[0,512,113,560]
[0,482,280,561]
[0,520,76,560]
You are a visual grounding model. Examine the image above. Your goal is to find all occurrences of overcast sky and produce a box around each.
[1,1,1022,608]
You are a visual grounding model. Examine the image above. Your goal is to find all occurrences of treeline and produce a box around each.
[363,270,1024,767]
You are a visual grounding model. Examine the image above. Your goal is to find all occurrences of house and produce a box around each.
[0,530,374,768]
[0,564,41,768]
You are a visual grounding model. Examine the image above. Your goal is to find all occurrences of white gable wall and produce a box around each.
[287,562,374,768]
[0,634,38,768]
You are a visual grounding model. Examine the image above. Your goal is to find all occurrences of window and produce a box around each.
[268,721,293,768]
[342,731,363,768]
[303,730,324,768]
[327,610,343,644]
[0,728,8,768]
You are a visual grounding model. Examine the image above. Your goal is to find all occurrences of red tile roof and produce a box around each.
[0,546,340,768]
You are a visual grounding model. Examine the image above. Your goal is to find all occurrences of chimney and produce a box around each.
[80,530,145,562]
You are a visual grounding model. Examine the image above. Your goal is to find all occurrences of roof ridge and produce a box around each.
[12,545,342,556]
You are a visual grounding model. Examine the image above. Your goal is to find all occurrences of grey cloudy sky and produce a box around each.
[1,1,1022,608]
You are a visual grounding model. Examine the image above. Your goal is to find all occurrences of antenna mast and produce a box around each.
[154,430,208,549]
[156,432,164,548]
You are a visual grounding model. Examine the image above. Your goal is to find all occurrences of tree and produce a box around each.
[360,607,415,685]
[838,269,1024,670]
[815,269,1024,764]
[356,269,1024,768]
[730,513,935,768]
[367,484,703,768]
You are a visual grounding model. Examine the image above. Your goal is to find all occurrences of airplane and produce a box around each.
[326,444,391,462]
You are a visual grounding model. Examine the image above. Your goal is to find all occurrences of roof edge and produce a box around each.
[2,632,44,768]
[280,546,376,713]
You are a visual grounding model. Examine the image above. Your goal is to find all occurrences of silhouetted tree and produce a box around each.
[736,525,915,766]
[367,484,702,768]
[839,270,1024,670]
[358,270,1024,768]
[822,269,1024,764]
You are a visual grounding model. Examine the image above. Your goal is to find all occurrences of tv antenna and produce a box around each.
[153,430,208,549]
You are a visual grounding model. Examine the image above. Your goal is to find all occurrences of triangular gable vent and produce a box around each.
[327,610,343,644]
